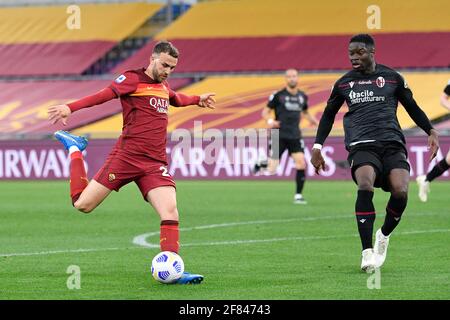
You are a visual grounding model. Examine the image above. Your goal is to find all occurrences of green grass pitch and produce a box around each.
[0,180,449,300]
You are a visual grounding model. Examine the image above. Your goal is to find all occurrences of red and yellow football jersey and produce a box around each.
[108,68,199,165]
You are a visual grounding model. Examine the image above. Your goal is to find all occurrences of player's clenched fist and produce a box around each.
[48,104,71,126]
[266,119,281,129]
[310,148,326,175]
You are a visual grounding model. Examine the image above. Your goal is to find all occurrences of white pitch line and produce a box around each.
[2,228,449,258]
[135,228,450,248]
[131,215,354,248]
[0,247,137,258]
[189,229,450,246]
[131,212,443,248]
[1,214,447,258]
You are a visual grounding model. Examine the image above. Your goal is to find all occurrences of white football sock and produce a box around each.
[68,146,80,155]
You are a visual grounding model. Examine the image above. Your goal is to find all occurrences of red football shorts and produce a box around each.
[93,151,175,201]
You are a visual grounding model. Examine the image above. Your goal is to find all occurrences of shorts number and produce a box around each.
[159,166,170,177]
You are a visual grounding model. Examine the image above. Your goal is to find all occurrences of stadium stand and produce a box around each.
[435,119,450,131]
[0,3,162,76]
[114,33,450,73]
[433,116,450,132]
[1,0,449,137]
[0,78,191,135]
[115,0,450,73]
[84,2,192,75]
[73,72,450,136]
[156,0,450,38]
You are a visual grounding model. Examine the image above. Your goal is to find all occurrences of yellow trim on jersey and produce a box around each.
[129,92,169,99]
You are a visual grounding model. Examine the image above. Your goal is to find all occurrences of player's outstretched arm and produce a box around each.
[169,89,215,109]
[47,87,116,126]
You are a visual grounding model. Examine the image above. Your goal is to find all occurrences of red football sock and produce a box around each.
[70,151,88,205]
[160,220,179,253]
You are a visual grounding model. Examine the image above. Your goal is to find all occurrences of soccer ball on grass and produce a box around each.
[151,251,184,283]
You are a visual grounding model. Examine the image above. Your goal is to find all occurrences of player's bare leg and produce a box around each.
[291,152,307,204]
[374,168,409,268]
[146,186,180,252]
[146,186,203,284]
[73,180,112,213]
[354,165,377,272]
[54,130,111,214]
[266,158,279,175]
[54,130,112,214]
[253,156,278,175]
[292,152,306,170]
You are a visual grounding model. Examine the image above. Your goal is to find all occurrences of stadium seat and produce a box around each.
[115,33,450,74]
[0,3,162,76]
[115,0,450,73]
[0,78,192,134]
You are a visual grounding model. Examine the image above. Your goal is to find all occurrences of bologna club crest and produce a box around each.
[376,76,385,88]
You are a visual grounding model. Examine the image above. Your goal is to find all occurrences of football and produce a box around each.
[151,251,185,283]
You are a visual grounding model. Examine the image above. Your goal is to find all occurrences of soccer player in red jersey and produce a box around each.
[48,41,215,284]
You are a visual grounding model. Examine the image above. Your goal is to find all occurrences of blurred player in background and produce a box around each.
[310,34,439,272]
[254,69,319,204]
[416,80,450,202]
[47,41,216,284]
